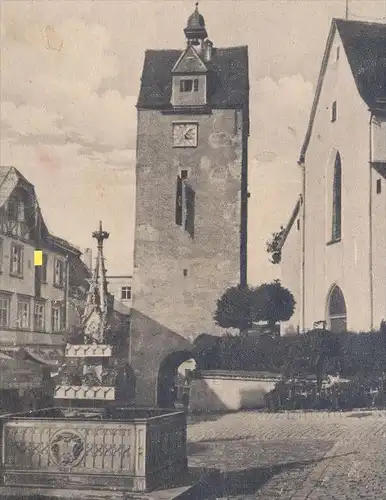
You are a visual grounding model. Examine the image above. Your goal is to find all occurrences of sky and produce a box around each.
[1,0,385,282]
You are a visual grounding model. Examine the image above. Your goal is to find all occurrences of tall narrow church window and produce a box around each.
[331,152,342,241]
[331,101,337,122]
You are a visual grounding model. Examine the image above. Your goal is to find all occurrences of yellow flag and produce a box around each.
[34,250,43,266]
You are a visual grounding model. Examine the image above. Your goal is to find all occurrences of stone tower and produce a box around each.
[131,4,249,405]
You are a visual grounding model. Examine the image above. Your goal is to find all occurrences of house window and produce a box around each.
[336,46,340,61]
[0,295,10,327]
[175,176,195,238]
[121,286,132,300]
[331,152,342,241]
[6,195,27,238]
[180,79,199,92]
[331,101,337,122]
[54,258,65,288]
[181,169,188,180]
[10,243,24,277]
[34,302,45,332]
[17,299,30,330]
[376,178,382,194]
[51,304,62,332]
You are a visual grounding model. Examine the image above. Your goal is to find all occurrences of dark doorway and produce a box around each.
[156,350,195,408]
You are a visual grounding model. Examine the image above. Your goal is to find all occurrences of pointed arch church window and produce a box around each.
[332,152,342,241]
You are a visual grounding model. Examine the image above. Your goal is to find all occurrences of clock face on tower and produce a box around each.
[172,123,198,148]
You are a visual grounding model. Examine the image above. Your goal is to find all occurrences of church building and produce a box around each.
[130,5,249,405]
[279,19,386,335]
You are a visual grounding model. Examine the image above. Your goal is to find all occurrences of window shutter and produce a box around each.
[185,184,195,239]
[176,176,183,226]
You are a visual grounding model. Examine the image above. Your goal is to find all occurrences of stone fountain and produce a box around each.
[0,223,215,499]
[54,221,124,407]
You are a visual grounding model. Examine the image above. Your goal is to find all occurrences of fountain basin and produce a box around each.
[0,407,187,493]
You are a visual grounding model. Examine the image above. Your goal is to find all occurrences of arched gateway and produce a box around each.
[156,350,195,408]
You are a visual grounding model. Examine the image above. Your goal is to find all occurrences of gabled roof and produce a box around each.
[137,45,249,109]
[0,166,33,209]
[47,234,81,256]
[0,165,81,257]
[300,18,386,163]
[337,19,386,109]
[172,45,208,74]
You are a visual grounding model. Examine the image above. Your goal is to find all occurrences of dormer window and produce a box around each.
[180,78,199,92]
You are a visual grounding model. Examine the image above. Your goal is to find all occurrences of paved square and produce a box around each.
[187,410,386,499]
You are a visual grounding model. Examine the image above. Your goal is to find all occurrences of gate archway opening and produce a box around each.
[156,350,196,408]
[327,285,347,333]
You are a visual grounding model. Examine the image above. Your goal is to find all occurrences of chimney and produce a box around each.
[203,39,213,62]
[82,248,92,270]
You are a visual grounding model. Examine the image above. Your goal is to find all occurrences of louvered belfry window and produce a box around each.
[184,183,195,238]
[175,174,195,238]
[175,175,183,226]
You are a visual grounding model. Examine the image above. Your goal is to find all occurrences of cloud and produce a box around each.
[0,12,137,273]
[1,16,137,153]
[250,74,314,162]
[1,101,62,138]
[247,74,312,284]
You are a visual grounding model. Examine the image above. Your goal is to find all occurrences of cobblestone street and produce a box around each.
[187,410,386,499]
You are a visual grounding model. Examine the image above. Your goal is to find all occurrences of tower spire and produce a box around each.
[82,221,111,343]
[184,2,208,45]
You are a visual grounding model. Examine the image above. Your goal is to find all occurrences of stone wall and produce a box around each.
[189,371,281,412]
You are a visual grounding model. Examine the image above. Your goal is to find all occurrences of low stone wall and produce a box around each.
[189,370,282,412]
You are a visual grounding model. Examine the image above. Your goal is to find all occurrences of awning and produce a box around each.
[23,346,65,367]
[0,358,44,389]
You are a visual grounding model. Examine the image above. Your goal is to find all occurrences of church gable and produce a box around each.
[300,19,386,164]
[172,46,207,74]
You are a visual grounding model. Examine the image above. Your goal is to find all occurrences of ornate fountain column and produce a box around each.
[54,222,122,406]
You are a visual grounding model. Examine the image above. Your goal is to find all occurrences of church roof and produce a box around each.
[336,19,386,109]
[137,45,249,109]
[299,18,386,163]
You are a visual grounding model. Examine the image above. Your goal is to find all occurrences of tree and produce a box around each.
[285,329,343,392]
[214,285,254,333]
[214,281,296,335]
[250,280,296,333]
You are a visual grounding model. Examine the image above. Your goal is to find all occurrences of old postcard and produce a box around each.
[0,0,385,498]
